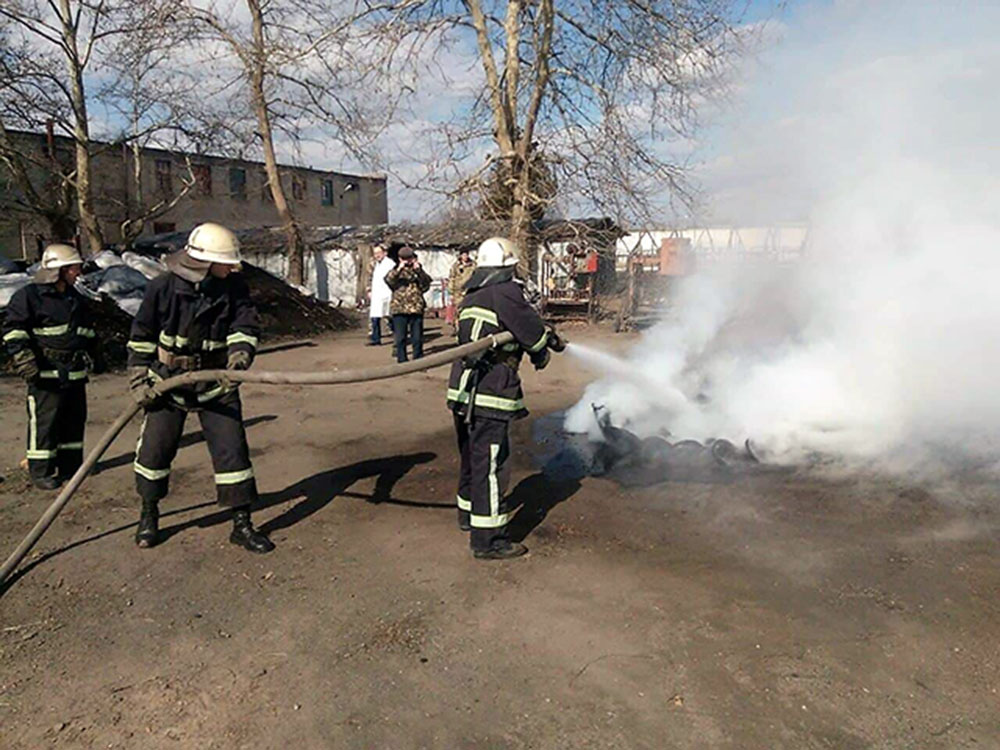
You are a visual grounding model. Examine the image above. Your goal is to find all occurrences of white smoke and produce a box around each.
[565,1,1000,475]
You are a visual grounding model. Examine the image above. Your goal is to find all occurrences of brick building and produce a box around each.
[0,128,388,260]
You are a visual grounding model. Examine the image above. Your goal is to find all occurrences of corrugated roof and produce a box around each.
[131,218,624,256]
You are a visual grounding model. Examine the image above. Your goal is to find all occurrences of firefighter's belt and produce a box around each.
[157,347,225,371]
[40,347,77,366]
[457,349,499,425]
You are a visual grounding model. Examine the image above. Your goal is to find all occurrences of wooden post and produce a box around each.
[587,273,595,323]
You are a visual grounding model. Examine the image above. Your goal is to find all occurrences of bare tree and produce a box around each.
[0,0,129,255]
[96,1,205,244]
[370,0,747,264]
[0,119,77,245]
[0,12,77,246]
[0,24,76,242]
[179,0,384,285]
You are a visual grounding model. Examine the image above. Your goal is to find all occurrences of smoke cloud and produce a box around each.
[565,1,1000,476]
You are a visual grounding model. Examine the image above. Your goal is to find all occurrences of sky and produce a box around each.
[694,0,999,226]
[7,0,989,229]
[355,0,841,224]
[268,0,806,225]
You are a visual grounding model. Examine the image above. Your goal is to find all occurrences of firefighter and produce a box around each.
[2,244,100,490]
[446,237,566,559]
[126,223,274,553]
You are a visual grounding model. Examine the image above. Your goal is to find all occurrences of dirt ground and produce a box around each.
[1,321,998,749]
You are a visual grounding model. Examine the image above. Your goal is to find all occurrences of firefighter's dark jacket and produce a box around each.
[446,268,548,421]
[2,282,99,385]
[127,271,259,407]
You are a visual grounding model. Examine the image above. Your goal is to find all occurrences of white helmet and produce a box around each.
[476,237,519,268]
[34,243,84,283]
[40,243,84,270]
[185,222,241,265]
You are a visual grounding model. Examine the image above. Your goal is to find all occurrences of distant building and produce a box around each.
[617,226,809,271]
[0,128,388,260]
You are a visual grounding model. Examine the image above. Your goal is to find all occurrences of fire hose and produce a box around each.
[0,331,516,587]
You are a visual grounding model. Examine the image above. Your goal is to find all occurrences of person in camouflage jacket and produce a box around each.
[385,246,432,362]
[445,249,476,335]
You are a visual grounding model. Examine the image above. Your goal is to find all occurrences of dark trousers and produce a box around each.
[392,313,424,362]
[454,413,512,551]
[369,317,384,344]
[25,382,86,481]
[134,389,257,509]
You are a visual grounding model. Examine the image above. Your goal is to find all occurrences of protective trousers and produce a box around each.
[453,414,512,551]
[134,389,257,509]
[25,382,86,481]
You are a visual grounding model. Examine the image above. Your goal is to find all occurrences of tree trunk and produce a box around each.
[121,138,144,245]
[246,0,304,286]
[509,162,537,277]
[355,243,374,303]
[59,0,103,256]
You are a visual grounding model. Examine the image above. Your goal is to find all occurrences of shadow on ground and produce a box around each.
[95,414,278,472]
[0,451,437,597]
[154,451,440,540]
[507,473,583,543]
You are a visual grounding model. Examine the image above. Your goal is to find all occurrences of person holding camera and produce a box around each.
[384,246,432,363]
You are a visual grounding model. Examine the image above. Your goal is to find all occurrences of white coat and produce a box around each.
[368,255,396,319]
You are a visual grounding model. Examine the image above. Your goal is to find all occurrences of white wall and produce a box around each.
[245,246,460,308]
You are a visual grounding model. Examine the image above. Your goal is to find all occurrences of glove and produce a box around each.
[77,351,95,374]
[227,350,252,371]
[531,348,551,371]
[221,350,252,390]
[12,350,39,383]
[546,329,568,353]
[128,366,157,407]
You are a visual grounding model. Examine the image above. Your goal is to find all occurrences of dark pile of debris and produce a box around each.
[1,252,358,374]
[240,262,358,338]
[533,404,767,487]
[81,294,135,370]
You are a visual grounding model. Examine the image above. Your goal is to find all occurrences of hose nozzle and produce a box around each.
[547,329,568,353]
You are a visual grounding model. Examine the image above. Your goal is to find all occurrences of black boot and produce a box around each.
[229,507,275,554]
[135,499,159,548]
[473,541,528,560]
[32,475,62,491]
[458,509,471,531]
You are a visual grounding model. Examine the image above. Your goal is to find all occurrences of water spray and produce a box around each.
[564,342,692,420]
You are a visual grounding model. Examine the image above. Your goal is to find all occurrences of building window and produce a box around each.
[291,175,305,201]
[153,221,176,234]
[229,167,247,201]
[192,164,212,197]
[260,171,272,202]
[321,179,334,206]
[155,159,172,193]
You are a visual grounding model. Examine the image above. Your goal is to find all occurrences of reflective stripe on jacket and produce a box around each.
[2,282,98,383]
[127,271,260,407]
[446,278,548,422]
